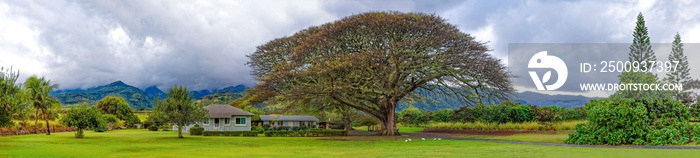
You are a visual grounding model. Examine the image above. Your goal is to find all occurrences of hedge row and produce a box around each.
[263,129,347,137]
[202,131,258,137]
[399,101,586,127]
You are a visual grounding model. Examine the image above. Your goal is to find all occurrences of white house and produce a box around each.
[174,104,255,133]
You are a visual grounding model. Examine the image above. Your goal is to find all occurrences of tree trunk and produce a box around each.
[343,112,352,131]
[378,109,399,136]
[177,124,183,138]
[43,109,50,135]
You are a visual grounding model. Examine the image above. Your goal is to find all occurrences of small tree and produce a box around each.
[60,105,103,138]
[24,75,60,135]
[152,85,207,138]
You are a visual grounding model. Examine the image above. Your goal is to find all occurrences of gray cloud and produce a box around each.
[1,0,699,96]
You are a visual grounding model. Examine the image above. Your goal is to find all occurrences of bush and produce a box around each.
[252,126,265,133]
[94,121,108,132]
[148,126,158,131]
[427,120,581,131]
[190,126,204,136]
[263,129,347,137]
[202,131,259,136]
[398,107,431,127]
[431,109,454,122]
[565,99,700,145]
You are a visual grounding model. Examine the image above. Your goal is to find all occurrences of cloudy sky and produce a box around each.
[1,0,699,96]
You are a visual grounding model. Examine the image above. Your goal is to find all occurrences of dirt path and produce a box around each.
[403,130,700,150]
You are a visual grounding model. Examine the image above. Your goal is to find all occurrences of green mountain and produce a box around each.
[51,81,248,110]
[52,81,155,110]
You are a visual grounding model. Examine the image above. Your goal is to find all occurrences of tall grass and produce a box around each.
[428,120,585,131]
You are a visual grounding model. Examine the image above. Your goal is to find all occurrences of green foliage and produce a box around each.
[251,126,265,134]
[628,12,656,63]
[263,129,347,137]
[96,96,138,122]
[148,125,158,131]
[189,126,204,135]
[195,91,244,105]
[60,105,104,138]
[531,106,561,130]
[565,99,700,145]
[0,67,24,127]
[202,131,259,136]
[152,85,207,138]
[401,102,583,127]
[102,114,119,123]
[664,33,695,105]
[24,75,60,135]
[431,109,453,122]
[398,107,431,127]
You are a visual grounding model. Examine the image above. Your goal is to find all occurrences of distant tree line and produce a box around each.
[396,101,586,127]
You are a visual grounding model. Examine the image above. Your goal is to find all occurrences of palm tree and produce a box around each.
[24,75,59,135]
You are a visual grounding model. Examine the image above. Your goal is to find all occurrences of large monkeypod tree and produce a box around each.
[244,12,512,136]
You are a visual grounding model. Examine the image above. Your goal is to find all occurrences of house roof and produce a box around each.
[259,115,319,122]
[204,104,255,118]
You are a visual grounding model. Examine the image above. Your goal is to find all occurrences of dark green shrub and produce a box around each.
[252,126,265,133]
[202,131,258,136]
[263,129,347,137]
[565,99,700,145]
[148,126,158,131]
[190,126,204,136]
[453,106,476,122]
[94,121,108,132]
[262,124,271,130]
[432,109,453,122]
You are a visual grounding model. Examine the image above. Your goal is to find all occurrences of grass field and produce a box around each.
[460,132,572,143]
[3,129,700,157]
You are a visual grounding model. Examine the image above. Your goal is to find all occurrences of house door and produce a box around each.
[214,118,220,129]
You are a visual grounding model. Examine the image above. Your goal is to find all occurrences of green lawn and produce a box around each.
[2,129,700,157]
[460,132,572,143]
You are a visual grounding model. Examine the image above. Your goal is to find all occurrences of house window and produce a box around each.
[225,118,231,126]
[235,117,246,126]
[277,121,283,127]
[203,118,209,125]
[268,121,273,126]
[300,121,305,126]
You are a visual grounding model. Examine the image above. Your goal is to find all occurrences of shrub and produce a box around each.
[565,99,700,145]
[398,107,431,127]
[148,126,158,131]
[190,126,204,136]
[431,109,454,122]
[263,129,347,137]
[202,131,259,136]
[160,125,171,131]
[252,126,265,133]
[262,124,271,130]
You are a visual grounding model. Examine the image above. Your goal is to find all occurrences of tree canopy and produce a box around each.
[60,105,103,138]
[96,96,139,125]
[241,11,513,135]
